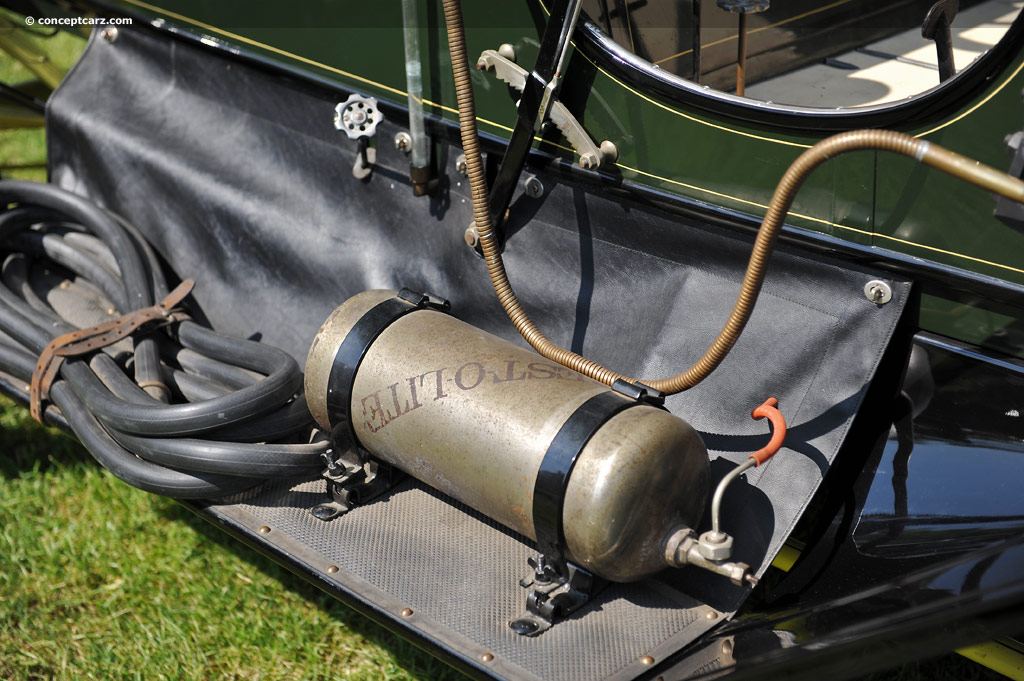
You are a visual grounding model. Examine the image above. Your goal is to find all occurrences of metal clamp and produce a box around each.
[477,49,616,170]
[511,387,663,636]
[396,288,452,312]
[324,289,449,452]
[611,378,665,406]
[311,442,400,521]
[510,560,596,636]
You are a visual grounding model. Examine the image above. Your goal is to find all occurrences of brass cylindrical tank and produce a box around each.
[306,290,709,582]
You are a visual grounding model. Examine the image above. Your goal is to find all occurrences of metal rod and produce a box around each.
[692,0,702,82]
[711,458,755,535]
[401,0,429,172]
[935,20,956,81]
[736,12,747,96]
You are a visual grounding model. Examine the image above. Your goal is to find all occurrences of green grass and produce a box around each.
[0,24,466,681]
[0,397,464,681]
[0,19,1012,681]
[0,11,84,181]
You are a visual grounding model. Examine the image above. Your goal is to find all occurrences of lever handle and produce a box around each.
[749,397,786,466]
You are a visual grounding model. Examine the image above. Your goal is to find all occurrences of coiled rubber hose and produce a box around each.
[0,180,325,498]
[441,0,1024,394]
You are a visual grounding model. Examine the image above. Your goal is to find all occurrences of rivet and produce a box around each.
[400,607,413,617]
[640,655,655,665]
[722,640,734,656]
[480,653,494,663]
[326,565,339,574]
[706,611,719,620]
[101,27,118,43]
[258,526,271,535]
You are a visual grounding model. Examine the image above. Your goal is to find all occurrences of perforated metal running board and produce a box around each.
[200,477,725,681]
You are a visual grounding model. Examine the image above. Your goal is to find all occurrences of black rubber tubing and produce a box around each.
[50,381,253,498]
[0,180,325,497]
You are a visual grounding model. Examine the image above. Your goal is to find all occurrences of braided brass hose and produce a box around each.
[442,0,1024,394]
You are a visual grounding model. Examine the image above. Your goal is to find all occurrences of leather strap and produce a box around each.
[29,279,194,423]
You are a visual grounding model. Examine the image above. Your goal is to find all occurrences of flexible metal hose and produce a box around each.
[442,0,1024,394]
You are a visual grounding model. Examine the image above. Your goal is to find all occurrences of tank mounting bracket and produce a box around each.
[509,558,600,637]
[310,447,399,521]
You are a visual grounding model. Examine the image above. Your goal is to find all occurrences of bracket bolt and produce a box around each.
[524,175,544,198]
[101,27,118,43]
[580,152,601,170]
[455,154,468,177]
[394,131,412,153]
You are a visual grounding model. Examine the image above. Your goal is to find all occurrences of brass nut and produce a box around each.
[464,225,480,248]
[697,530,733,561]
[579,152,601,170]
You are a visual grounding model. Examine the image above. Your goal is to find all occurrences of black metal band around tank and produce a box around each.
[325,289,451,451]
[532,384,663,574]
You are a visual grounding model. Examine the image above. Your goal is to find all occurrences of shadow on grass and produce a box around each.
[0,396,94,480]
[1,394,460,677]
